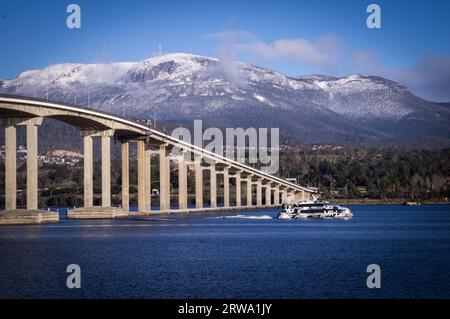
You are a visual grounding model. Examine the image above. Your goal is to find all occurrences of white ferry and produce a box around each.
[278,198,352,220]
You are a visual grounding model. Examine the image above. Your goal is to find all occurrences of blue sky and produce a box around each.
[1,0,449,100]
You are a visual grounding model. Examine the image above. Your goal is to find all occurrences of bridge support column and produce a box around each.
[121,141,129,211]
[178,156,187,210]
[101,132,112,207]
[210,161,217,208]
[304,190,311,200]
[5,124,17,211]
[145,149,152,211]
[256,179,262,207]
[247,176,252,207]
[282,189,288,203]
[25,119,43,210]
[137,140,146,212]
[235,172,241,207]
[274,186,280,206]
[288,191,295,203]
[194,161,203,209]
[265,184,272,207]
[83,134,93,207]
[223,167,229,208]
[159,144,170,211]
[0,117,60,225]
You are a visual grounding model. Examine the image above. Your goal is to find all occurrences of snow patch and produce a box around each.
[254,94,266,102]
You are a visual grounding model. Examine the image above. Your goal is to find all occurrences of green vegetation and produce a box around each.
[279,146,450,201]
[0,146,449,208]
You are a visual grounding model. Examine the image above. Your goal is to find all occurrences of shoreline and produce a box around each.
[327,199,449,205]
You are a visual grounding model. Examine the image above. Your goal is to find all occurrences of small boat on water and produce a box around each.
[402,201,421,206]
[277,198,352,220]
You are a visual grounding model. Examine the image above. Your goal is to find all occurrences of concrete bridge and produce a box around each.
[0,94,314,223]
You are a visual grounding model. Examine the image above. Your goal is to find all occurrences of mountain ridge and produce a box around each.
[1,53,449,148]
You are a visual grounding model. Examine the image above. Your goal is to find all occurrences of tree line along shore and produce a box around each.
[0,146,448,208]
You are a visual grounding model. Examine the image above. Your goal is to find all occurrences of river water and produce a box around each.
[0,204,449,298]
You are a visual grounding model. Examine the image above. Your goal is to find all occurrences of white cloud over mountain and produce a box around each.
[207,29,450,102]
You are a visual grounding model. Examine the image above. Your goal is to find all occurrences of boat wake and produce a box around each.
[212,215,273,220]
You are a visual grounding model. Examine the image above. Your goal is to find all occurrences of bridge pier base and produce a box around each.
[67,206,128,219]
[0,210,59,225]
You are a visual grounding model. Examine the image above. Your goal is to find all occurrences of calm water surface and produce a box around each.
[0,205,449,298]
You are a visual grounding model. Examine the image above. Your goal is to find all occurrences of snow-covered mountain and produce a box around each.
[1,53,449,147]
